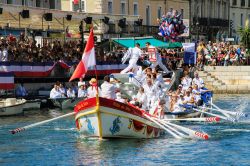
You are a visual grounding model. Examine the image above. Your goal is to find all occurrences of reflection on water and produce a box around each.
[0,95,250,165]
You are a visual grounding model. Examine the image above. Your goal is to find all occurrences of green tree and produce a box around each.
[238,26,250,49]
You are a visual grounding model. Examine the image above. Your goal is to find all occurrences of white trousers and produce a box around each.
[120,59,138,74]
[150,59,169,73]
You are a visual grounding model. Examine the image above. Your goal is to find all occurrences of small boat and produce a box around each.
[74,97,162,138]
[0,98,26,116]
[23,99,42,110]
[43,97,86,110]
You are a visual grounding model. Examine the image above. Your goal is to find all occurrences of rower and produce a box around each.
[101,75,117,99]
[192,72,204,88]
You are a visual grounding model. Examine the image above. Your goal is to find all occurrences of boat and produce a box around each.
[74,97,162,138]
[43,97,86,110]
[23,99,42,110]
[0,98,26,116]
[73,72,175,138]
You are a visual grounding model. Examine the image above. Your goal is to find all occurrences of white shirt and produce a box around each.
[101,81,117,99]
[192,77,204,88]
[2,49,8,61]
[67,89,76,98]
[78,89,87,98]
[130,47,142,60]
[136,92,148,110]
[87,86,101,98]
[50,88,62,99]
[181,76,192,90]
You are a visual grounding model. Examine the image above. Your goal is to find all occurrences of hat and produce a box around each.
[89,78,97,86]
[180,93,184,96]
[178,84,183,88]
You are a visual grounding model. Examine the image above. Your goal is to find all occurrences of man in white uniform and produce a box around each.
[50,84,62,98]
[120,43,143,74]
[145,42,169,74]
[192,72,204,88]
[101,76,117,99]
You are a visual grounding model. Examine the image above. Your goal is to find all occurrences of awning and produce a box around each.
[162,42,183,49]
[112,37,168,48]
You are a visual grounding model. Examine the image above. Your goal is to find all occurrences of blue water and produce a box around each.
[0,95,250,166]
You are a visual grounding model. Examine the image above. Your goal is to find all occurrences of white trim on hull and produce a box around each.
[0,99,26,116]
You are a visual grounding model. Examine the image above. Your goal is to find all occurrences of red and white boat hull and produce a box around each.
[74,97,162,139]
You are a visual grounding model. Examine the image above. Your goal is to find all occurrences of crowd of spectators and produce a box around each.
[0,33,249,71]
[196,41,249,70]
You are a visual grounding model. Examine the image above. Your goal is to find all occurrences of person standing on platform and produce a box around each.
[145,42,170,74]
[120,43,143,74]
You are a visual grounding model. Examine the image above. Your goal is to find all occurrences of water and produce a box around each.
[1,95,250,166]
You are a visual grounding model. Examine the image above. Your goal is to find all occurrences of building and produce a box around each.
[230,0,250,43]
[190,0,230,42]
[0,0,61,9]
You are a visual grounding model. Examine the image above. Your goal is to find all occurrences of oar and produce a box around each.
[143,113,182,139]
[211,103,248,118]
[162,117,221,122]
[10,112,75,134]
[193,108,236,122]
[154,118,209,140]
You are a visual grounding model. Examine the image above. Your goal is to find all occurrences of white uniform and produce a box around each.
[192,77,204,88]
[101,81,116,99]
[1,49,8,61]
[135,92,148,110]
[50,88,62,98]
[149,46,169,73]
[143,83,157,109]
[181,76,192,90]
[120,47,142,74]
[67,90,76,98]
[78,89,87,98]
[87,86,101,98]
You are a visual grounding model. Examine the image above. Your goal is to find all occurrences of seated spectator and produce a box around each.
[67,87,76,98]
[78,85,87,98]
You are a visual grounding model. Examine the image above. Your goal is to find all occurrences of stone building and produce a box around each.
[230,0,250,43]
[190,0,230,42]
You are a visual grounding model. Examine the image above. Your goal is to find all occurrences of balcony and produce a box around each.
[193,17,229,27]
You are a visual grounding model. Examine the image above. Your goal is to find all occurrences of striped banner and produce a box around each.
[0,72,14,89]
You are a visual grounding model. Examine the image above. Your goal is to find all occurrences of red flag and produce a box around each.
[69,28,96,82]
[73,0,79,5]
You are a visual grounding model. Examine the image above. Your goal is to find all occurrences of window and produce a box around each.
[108,1,113,14]
[241,0,245,6]
[36,0,41,7]
[217,1,220,18]
[7,0,12,4]
[146,5,150,25]
[249,14,250,26]
[232,0,237,5]
[248,0,250,7]
[232,13,235,29]
[133,3,138,15]
[241,13,244,27]
[158,7,162,18]
[81,0,85,12]
[223,2,227,19]
[73,2,79,11]
[121,2,126,15]
[181,9,184,19]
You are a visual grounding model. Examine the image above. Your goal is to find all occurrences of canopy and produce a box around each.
[162,42,183,49]
[112,37,168,48]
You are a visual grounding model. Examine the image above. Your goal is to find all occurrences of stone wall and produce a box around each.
[198,66,250,94]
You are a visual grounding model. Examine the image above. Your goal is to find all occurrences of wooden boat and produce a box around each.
[0,98,26,116]
[74,97,162,138]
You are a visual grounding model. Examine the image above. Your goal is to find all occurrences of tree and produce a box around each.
[238,26,250,49]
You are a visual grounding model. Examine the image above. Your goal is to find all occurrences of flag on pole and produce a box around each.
[69,28,96,82]
[73,0,79,5]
